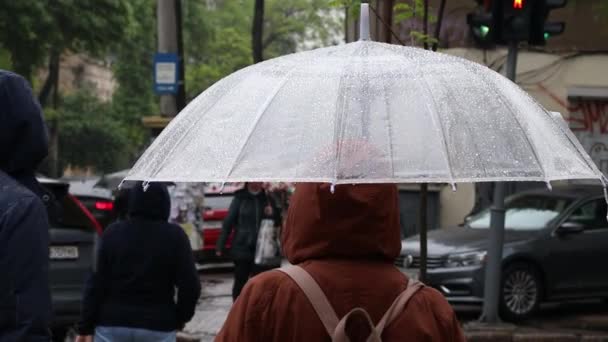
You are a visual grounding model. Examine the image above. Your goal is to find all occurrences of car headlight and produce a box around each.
[444,251,487,268]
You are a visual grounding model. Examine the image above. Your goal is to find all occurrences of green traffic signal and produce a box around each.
[480,25,490,38]
[544,32,550,40]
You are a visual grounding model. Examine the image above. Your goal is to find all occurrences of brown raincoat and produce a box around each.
[216,183,466,342]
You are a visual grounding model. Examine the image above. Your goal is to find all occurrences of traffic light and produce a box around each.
[529,0,567,45]
[467,0,567,46]
[495,0,534,43]
[467,0,495,47]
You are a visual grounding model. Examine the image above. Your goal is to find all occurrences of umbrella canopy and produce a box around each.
[125,41,603,187]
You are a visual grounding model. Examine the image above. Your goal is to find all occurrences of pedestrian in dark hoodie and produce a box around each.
[216,182,281,301]
[76,182,201,342]
[0,70,52,341]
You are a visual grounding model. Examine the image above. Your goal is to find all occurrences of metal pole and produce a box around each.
[418,183,428,283]
[479,41,518,323]
[175,0,186,112]
[157,0,179,117]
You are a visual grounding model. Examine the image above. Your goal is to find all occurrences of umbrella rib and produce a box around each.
[137,71,251,181]
[547,111,605,179]
[381,77,396,178]
[223,65,299,182]
[332,44,360,183]
[475,69,548,182]
[377,45,456,185]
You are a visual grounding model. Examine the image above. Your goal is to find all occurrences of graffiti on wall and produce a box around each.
[539,84,608,175]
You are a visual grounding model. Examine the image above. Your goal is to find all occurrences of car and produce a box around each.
[39,177,102,341]
[194,192,235,264]
[65,179,116,229]
[398,184,608,321]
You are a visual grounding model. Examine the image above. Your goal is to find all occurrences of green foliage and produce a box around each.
[394,0,437,23]
[109,0,156,158]
[410,31,439,45]
[329,0,361,18]
[0,47,11,70]
[184,0,340,98]
[0,0,130,82]
[55,89,130,173]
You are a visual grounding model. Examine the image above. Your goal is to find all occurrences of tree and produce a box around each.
[253,0,265,63]
[0,0,130,88]
[49,89,130,173]
[109,0,158,162]
[184,0,341,98]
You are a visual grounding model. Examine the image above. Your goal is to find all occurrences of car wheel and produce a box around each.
[500,262,542,321]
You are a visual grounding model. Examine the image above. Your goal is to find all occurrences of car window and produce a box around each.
[46,192,97,232]
[205,195,235,209]
[468,195,573,231]
[566,199,608,231]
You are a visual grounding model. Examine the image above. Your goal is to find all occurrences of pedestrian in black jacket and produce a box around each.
[76,182,201,342]
[0,70,52,341]
[215,182,280,301]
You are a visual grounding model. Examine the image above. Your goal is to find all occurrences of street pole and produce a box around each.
[157,0,179,117]
[479,41,518,323]
[418,183,428,283]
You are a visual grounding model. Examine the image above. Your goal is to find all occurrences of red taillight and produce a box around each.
[513,0,523,9]
[95,201,114,211]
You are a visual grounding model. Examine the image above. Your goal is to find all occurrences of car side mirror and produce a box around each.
[557,222,585,235]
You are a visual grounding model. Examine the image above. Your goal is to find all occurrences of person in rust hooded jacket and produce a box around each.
[216,183,465,341]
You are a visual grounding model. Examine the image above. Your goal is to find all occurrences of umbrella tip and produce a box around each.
[359,3,370,41]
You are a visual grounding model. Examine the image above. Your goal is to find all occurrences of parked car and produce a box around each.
[398,185,608,321]
[194,191,235,264]
[39,177,102,341]
[66,179,116,229]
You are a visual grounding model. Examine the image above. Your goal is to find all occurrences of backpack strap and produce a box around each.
[375,279,424,334]
[277,266,340,336]
[332,307,381,342]
[278,266,424,342]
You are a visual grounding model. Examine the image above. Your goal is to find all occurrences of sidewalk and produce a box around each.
[180,272,608,342]
[179,274,232,342]
[465,316,608,342]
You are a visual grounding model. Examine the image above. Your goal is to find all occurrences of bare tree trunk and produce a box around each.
[36,51,62,177]
[175,0,186,111]
[38,51,60,107]
[432,0,447,52]
[423,0,429,49]
[252,0,265,63]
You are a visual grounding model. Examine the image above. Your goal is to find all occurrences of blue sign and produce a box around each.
[153,53,180,94]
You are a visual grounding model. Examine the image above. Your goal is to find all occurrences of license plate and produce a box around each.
[50,246,79,260]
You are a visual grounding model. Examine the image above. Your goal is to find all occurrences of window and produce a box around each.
[567,199,608,231]
[467,195,573,231]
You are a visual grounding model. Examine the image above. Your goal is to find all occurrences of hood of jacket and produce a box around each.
[0,71,49,178]
[282,183,401,264]
[128,182,171,221]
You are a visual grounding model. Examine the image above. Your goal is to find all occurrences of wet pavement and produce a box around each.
[183,265,608,342]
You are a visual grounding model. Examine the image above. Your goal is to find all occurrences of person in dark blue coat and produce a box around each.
[76,182,201,342]
[0,70,52,341]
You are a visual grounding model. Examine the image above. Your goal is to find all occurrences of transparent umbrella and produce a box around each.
[125,4,606,324]
[125,36,604,187]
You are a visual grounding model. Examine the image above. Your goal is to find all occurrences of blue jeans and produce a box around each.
[95,326,176,342]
